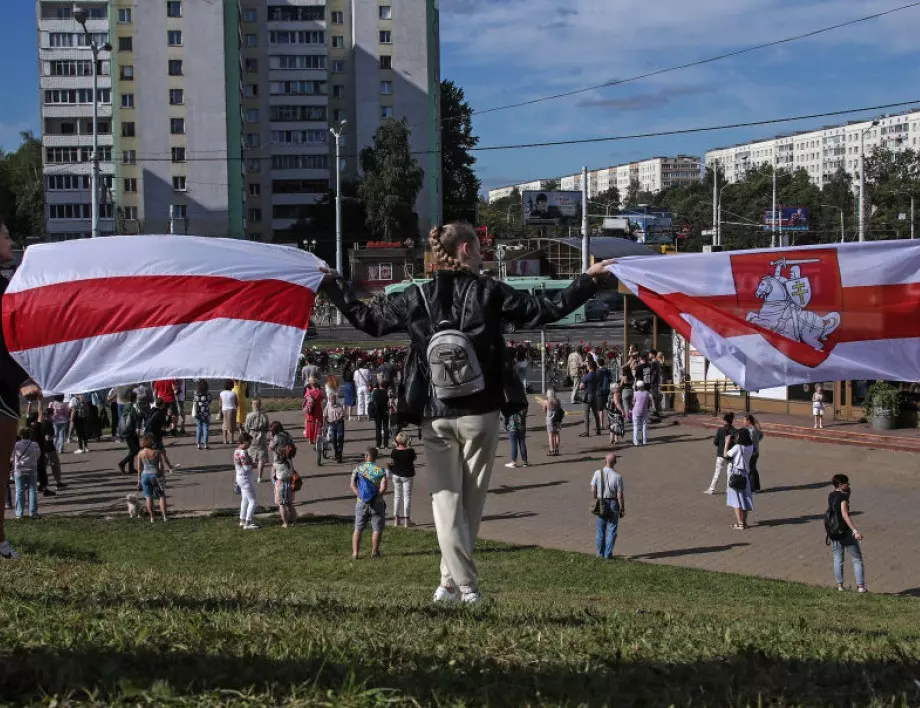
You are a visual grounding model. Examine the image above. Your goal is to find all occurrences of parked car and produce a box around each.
[584,299,611,322]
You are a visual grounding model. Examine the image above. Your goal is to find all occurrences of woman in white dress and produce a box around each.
[725,427,755,530]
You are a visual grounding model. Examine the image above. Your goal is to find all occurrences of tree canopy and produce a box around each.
[440,80,480,224]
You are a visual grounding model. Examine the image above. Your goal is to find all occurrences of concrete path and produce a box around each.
[18,404,920,595]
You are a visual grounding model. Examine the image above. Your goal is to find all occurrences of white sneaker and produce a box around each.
[703,489,715,495]
[243,523,259,530]
[460,591,482,605]
[504,462,517,468]
[73,449,84,455]
[432,585,460,603]
[0,540,20,560]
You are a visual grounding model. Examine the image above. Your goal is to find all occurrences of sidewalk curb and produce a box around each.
[677,417,920,454]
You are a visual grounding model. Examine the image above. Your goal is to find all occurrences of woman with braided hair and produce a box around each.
[323,222,613,604]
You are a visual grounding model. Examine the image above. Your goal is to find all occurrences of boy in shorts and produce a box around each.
[350,447,388,559]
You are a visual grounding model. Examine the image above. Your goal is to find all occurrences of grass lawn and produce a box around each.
[1,516,918,706]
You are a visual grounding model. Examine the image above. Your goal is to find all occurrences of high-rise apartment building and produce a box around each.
[238,0,441,241]
[37,0,244,239]
[37,0,441,241]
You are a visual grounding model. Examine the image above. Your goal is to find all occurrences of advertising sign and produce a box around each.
[522,190,583,226]
[623,207,674,245]
[763,207,810,232]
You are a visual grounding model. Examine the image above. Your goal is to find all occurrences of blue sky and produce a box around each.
[6,0,920,195]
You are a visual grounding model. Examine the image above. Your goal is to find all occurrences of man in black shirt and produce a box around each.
[579,359,601,437]
[827,474,867,592]
[704,413,735,495]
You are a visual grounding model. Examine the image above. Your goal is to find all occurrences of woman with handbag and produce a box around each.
[323,221,612,604]
[725,427,755,529]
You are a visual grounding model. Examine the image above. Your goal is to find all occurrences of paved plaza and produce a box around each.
[16,405,920,595]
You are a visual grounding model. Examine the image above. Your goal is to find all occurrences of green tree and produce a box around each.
[864,146,920,240]
[440,80,480,224]
[623,179,640,207]
[0,131,44,241]
[359,118,424,239]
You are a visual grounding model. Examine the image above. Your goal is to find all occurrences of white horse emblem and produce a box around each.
[745,258,841,351]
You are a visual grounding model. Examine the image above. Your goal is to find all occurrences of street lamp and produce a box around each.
[859,119,880,242]
[821,204,846,243]
[74,6,111,239]
[329,119,347,324]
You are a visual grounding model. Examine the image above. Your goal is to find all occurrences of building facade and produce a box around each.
[37,0,244,239]
[238,0,441,241]
[705,110,920,187]
[486,179,553,203]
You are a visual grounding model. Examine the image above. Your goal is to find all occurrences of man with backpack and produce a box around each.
[704,412,736,495]
[350,447,388,559]
[117,392,141,475]
[826,474,867,593]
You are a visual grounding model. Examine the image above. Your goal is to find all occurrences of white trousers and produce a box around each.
[356,387,369,417]
[424,411,501,594]
[237,469,257,522]
[392,475,414,519]
[709,457,729,492]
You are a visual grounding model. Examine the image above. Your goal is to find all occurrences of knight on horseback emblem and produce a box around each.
[745,257,841,351]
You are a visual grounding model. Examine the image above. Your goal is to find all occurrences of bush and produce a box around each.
[865,382,903,418]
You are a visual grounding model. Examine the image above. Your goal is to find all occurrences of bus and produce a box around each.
[384,276,587,333]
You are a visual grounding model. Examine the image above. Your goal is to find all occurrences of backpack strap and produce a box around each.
[418,278,476,331]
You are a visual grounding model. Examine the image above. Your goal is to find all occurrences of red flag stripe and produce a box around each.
[635,282,920,345]
[2,275,316,352]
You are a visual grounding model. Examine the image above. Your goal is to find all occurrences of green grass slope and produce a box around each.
[0,516,918,706]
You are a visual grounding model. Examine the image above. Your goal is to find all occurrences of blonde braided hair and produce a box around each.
[428,222,476,271]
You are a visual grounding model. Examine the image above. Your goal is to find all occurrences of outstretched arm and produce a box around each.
[321,275,410,338]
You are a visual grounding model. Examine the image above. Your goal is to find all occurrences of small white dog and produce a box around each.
[126,493,141,518]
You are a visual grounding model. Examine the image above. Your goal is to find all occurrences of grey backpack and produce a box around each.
[419,281,485,400]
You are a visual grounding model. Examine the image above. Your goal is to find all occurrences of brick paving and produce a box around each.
[16,404,920,595]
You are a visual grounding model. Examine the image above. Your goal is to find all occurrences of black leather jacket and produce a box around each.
[324,270,599,424]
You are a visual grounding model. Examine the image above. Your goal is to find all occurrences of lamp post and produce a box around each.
[74,6,111,239]
[859,119,880,243]
[329,119,347,324]
[821,204,846,243]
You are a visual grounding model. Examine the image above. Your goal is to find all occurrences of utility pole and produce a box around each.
[329,120,347,325]
[771,162,777,249]
[581,166,589,271]
[711,161,718,247]
[912,194,915,240]
[859,120,879,243]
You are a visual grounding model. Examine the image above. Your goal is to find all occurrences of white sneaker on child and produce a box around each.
[432,585,460,603]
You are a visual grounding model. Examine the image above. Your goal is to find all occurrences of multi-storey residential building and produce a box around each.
[37,0,244,239]
[239,0,441,241]
[486,180,553,203]
[489,156,702,207]
[705,110,920,187]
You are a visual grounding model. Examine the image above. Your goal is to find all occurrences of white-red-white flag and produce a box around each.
[2,235,324,393]
[610,241,920,391]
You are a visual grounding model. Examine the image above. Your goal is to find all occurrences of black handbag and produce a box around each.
[591,469,608,519]
[728,463,747,491]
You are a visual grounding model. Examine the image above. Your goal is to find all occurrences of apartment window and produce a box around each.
[272,179,328,195]
[269,80,326,96]
[267,6,325,21]
[332,60,345,73]
[379,5,392,19]
[58,122,76,135]
[245,34,258,47]
[122,122,136,137]
[169,88,184,105]
[245,109,259,122]
[120,65,134,80]
[245,133,261,148]
[170,204,188,220]
[123,178,137,193]
[170,118,185,135]
[122,206,138,221]
[271,154,329,170]
[245,84,259,97]
[367,263,393,281]
[333,109,346,122]
[332,35,344,48]
[121,93,134,108]
[245,58,258,72]
[333,84,345,99]
[270,105,327,122]
[248,208,262,223]
[167,1,182,18]
[168,30,183,46]
[123,150,136,165]
[331,10,344,24]
[45,147,79,164]
[172,176,187,192]
[246,158,261,172]
[243,8,257,22]
[270,129,327,144]
[269,54,325,70]
[118,8,132,23]
[249,183,261,196]
[379,55,392,70]
[168,59,183,76]
[171,147,186,163]
[381,106,393,119]
[268,30,325,45]
[380,81,393,95]
[118,36,133,52]
[379,30,391,44]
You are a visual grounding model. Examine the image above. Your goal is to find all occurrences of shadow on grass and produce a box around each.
[13,539,101,563]
[1,645,917,706]
[630,543,750,561]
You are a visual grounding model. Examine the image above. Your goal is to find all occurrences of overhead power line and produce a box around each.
[470,1,920,118]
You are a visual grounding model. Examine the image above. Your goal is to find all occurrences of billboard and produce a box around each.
[623,207,674,245]
[763,207,809,232]
[522,190,583,226]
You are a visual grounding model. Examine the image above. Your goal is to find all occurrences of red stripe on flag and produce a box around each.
[3,275,316,352]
